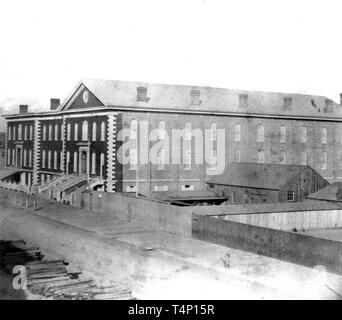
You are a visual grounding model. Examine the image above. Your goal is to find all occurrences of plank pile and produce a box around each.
[0,240,135,300]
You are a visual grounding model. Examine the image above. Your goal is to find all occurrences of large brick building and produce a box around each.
[2,78,342,198]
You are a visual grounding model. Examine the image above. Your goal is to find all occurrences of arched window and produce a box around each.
[66,151,70,173]
[48,150,51,168]
[23,149,27,166]
[129,148,137,170]
[54,150,58,169]
[234,150,241,162]
[67,123,71,140]
[12,149,15,165]
[74,123,78,141]
[184,147,192,169]
[280,151,286,164]
[82,120,88,141]
[234,124,241,142]
[43,125,47,141]
[8,126,11,140]
[257,150,265,163]
[100,153,105,177]
[12,126,16,140]
[48,124,52,141]
[211,123,217,141]
[73,151,78,172]
[42,150,46,168]
[185,122,192,141]
[157,148,166,170]
[100,122,105,141]
[301,151,307,165]
[7,149,11,165]
[60,151,63,171]
[321,152,327,170]
[30,125,33,140]
[55,124,58,141]
[158,120,166,140]
[301,127,307,143]
[18,124,22,140]
[257,125,264,142]
[322,128,327,144]
[29,149,32,167]
[280,125,286,143]
[24,125,27,140]
[92,122,97,141]
[92,152,96,174]
[130,120,137,140]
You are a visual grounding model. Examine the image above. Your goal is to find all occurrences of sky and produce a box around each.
[1,0,342,123]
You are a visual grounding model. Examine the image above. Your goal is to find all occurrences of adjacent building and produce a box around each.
[2,78,342,200]
[207,162,328,203]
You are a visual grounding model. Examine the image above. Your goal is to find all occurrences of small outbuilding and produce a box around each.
[207,162,328,204]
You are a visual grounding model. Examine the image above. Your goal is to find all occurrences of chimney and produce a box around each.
[190,89,201,106]
[324,99,333,113]
[239,93,248,108]
[137,87,148,102]
[283,97,292,110]
[19,105,28,113]
[50,98,60,110]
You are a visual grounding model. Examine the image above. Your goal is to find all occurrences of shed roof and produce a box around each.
[307,183,342,202]
[207,162,310,190]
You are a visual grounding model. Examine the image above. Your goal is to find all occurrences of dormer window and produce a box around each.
[283,97,292,110]
[190,90,201,106]
[239,94,248,108]
[137,87,148,102]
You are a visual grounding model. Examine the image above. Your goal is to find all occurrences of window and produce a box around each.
[73,151,77,172]
[157,148,166,170]
[208,149,217,169]
[30,125,33,140]
[158,120,166,140]
[256,125,264,142]
[129,148,137,170]
[23,149,27,166]
[48,150,52,169]
[234,150,241,162]
[12,149,15,165]
[126,185,137,192]
[100,122,105,141]
[184,147,192,169]
[67,123,71,140]
[321,152,327,170]
[211,123,217,141]
[280,125,286,143]
[13,126,16,140]
[301,151,307,165]
[74,123,78,141]
[54,151,58,169]
[100,153,105,177]
[92,152,96,174]
[24,125,27,140]
[280,151,286,164]
[60,151,63,171]
[82,120,88,141]
[287,191,295,202]
[322,128,327,144]
[66,152,70,173]
[234,124,241,142]
[8,126,11,140]
[181,184,194,191]
[43,125,47,141]
[48,124,52,141]
[257,150,265,163]
[92,122,97,141]
[301,127,307,143]
[7,149,11,165]
[55,124,58,141]
[130,120,137,140]
[18,124,22,140]
[185,122,192,141]
[239,94,248,108]
[29,149,32,167]
[42,150,46,168]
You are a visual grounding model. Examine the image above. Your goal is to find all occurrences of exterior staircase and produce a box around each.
[0,167,22,180]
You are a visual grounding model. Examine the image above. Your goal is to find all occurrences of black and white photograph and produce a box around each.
[0,0,342,308]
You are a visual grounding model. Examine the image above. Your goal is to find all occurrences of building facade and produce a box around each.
[3,78,342,197]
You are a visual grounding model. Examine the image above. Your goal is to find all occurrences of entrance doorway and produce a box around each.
[80,151,87,174]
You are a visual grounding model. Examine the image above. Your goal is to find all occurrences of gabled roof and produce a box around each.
[207,162,310,190]
[57,78,342,118]
[307,183,342,202]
